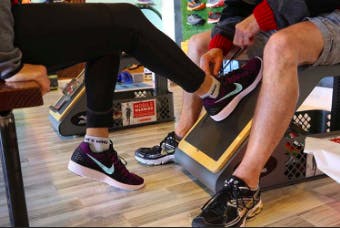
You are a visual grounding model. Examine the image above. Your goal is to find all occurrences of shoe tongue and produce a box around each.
[167,131,182,142]
[162,132,178,145]
[108,144,118,156]
[243,57,260,72]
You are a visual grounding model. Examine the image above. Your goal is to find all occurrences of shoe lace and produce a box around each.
[201,181,256,214]
[231,182,257,211]
[147,132,176,153]
[119,155,128,166]
[201,186,230,215]
[109,148,131,178]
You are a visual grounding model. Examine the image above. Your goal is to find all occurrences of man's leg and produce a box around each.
[233,21,324,188]
[175,31,211,138]
[177,29,270,137]
[134,31,211,166]
[192,17,340,227]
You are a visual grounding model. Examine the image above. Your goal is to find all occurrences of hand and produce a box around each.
[234,14,260,48]
[5,64,50,95]
[199,48,224,77]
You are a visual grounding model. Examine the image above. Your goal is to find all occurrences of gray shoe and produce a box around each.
[187,14,205,26]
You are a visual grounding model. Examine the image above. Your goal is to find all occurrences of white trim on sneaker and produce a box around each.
[68,160,144,191]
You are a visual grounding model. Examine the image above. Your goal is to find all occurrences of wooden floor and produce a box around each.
[1,84,340,227]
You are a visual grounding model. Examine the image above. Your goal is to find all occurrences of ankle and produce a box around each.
[175,128,190,140]
[232,173,259,190]
[196,75,220,98]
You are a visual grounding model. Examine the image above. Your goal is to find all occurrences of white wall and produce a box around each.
[77,0,176,41]
[161,0,175,41]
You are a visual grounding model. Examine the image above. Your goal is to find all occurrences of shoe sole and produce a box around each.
[210,57,263,122]
[241,200,264,227]
[207,19,219,24]
[68,160,144,191]
[135,154,175,166]
[207,3,224,8]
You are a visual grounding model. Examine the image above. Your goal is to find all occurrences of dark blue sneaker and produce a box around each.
[203,57,263,121]
[134,131,179,166]
[192,176,263,227]
[68,142,144,191]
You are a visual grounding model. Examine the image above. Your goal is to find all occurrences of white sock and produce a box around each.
[84,135,110,153]
[199,76,220,99]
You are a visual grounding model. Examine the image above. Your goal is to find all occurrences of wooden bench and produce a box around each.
[0,80,43,227]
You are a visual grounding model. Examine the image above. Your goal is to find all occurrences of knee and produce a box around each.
[262,31,302,85]
[264,31,298,64]
[187,33,209,57]
[118,3,144,20]
[120,3,141,13]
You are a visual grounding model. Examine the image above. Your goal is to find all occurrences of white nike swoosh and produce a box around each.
[87,154,115,175]
[214,83,243,104]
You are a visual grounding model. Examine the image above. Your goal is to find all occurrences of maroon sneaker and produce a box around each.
[68,142,144,191]
[203,57,263,121]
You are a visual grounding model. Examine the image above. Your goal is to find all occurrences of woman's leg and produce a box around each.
[11,3,144,190]
[12,3,206,92]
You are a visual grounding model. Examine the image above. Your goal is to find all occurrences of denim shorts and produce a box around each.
[307,9,340,66]
[247,9,340,66]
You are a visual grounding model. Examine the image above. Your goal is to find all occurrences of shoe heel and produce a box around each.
[247,200,263,219]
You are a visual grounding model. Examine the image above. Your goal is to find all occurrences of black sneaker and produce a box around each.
[192,176,263,227]
[68,142,144,191]
[134,131,179,166]
[203,57,263,121]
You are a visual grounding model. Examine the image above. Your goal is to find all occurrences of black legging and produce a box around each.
[12,3,205,127]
